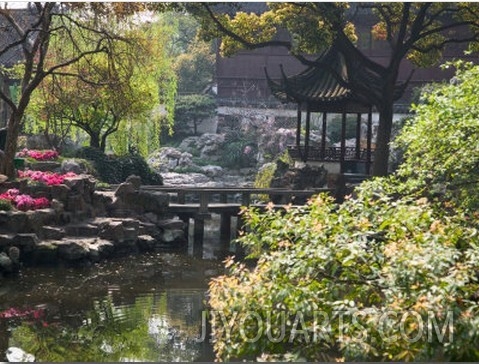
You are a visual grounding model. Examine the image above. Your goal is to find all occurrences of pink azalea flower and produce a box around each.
[16,148,59,161]
[0,189,50,211]
[18,170,76,186]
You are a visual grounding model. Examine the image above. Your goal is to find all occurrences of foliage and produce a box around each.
[168,12,215,94]
[0,198,12,211]
[209,187,479,361]
[74,147,162,185]
[27,16,176,156]
[174,40,215,94]
[219,130,257,169]
[170,94,216,138]
[190,2,479,176]
[95,181,111,191]
[0,3,157,177]
[254,151,294,201]
[393,61,479,211]
[254,163,276,189]
[207,62,479,362]
[326,114,361,144]
[8,292,201,362]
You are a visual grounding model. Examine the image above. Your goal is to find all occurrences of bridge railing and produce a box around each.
[140,186,332,215]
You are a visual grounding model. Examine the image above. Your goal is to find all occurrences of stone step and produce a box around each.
[38,237,115,262]
[64,223,99,237]
[39,226,66,240]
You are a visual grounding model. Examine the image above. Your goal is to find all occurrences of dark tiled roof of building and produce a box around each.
[266,48,371,112]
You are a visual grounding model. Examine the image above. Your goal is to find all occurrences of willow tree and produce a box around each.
[0,2,157,178]
[28,16,176,155]
[191,3,479,176]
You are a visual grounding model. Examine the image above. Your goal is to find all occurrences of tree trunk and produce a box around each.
[1,113,22,179]
[89,132,101,150]
[100,132,108,152]
[372,96,394,177]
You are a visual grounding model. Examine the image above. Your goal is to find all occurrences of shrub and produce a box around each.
[219,131,257,169]
[210,185,479,361]
[0,199,12,211]
[393,61,479,211]
[74,147,163,185]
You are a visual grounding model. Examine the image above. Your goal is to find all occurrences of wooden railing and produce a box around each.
[288,145,374,162]
[140,186,332,215]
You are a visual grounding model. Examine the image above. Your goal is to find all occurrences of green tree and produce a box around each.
[393,60,479,211]
[172,94,216,137]
[175,41,215,94]
[27,15,176,154]
[0,3,158,178]
[191,2,479,176]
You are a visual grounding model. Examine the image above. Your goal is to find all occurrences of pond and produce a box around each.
[0,250,225,362]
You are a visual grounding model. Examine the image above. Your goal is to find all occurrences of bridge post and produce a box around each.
[220,213,232,251]
[193,211,211,258]
[178,191,186,204]
[193,216,205,258]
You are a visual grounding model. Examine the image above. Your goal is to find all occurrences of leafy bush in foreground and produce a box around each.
[208,62,479,362]
[210,186,479,361]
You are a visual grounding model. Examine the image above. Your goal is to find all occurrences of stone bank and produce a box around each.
[0,175,186,277]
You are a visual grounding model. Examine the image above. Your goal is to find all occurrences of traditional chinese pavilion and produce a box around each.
[266,48,374,175]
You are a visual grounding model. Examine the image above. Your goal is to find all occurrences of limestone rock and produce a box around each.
[98,220,124,241]
[13,233,39,253]
[137,234,156,251]
[57,239,90,260]
[64,223,98,237]
[51,184,70,201]
[0,252,13,272]
[40,226,65,240]
[1,211,29,233]
[6,347,35,362]
[201,165,224,178]
[114,182,135,197]
[88,239,114,261]
[26,208,57,233]
[160,172,210,186]
[0,234,14,248]
[7,246,20,264]
[61,159,84,174]
[125,175,142,190]
[159,229,185,244]
[157,219,185,231]
[32,241,59,263]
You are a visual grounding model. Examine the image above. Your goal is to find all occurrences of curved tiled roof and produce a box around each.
[266,48,371,112]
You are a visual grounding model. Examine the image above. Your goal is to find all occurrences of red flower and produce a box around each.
[16,148,59,161]
[0,189,50,211]
[18,170,76,186]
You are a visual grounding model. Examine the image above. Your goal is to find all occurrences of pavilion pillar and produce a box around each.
[355,113,361,160]
[296,106,302,147]
[340,112,346,172]
[366,108,373,175]
[321,112,327,159]
[304,106,311,162]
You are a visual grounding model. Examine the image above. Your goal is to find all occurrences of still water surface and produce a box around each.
[0,251,224,362]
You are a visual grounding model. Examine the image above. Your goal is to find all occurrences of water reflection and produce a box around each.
[0,252,220,362]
